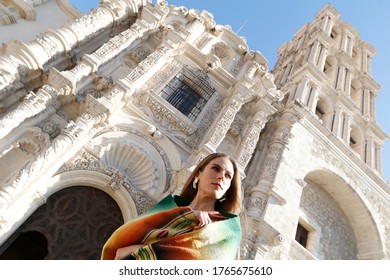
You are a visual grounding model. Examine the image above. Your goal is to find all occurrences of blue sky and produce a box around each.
[70,0,390,182]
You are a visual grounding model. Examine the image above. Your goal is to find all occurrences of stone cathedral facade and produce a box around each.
[0,0,389,260]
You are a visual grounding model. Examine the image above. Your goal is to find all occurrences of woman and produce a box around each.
[101,153,242,260]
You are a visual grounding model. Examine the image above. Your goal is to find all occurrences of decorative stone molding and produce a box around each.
[0,85,58,139]
[56,149,156,215]
[311,138,359,186]
[79,75,113,100]
[245,195,267,218]
[145,94,196,135]
[140,59,180,92]
[0,113,94,211]
[203,93,245,150]
[176,94,224,149]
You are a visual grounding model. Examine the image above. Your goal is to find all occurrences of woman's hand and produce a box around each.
[192,210,213,230]
[114,244,144,260]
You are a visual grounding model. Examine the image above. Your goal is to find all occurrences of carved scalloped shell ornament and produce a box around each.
[100,142,156,192]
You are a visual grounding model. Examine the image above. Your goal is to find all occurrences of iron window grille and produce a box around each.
[160,67,215,122]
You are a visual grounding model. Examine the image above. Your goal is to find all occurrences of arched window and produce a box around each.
[349,126,365,159]
[322,56,337,84]
[352,45,361,69]
[315,97,332,129]
[350,79,363,113]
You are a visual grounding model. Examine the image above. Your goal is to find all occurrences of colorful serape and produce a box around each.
[101,195,242,260]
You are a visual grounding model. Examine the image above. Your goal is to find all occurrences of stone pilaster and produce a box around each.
[235,110,268,169]
[247,108,300,218]
[202,92,245,152]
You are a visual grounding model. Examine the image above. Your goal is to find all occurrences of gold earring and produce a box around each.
[193,177,198,189]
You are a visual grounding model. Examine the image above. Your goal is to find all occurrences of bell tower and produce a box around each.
[242,4,389,260]
[273,4,387,173]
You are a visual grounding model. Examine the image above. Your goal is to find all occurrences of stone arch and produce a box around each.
[47,170,139,222]
[0,185,124,259]
[303,169,385,259]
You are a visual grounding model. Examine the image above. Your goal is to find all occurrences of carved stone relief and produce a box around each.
[0,128,50,203]
[94,126,173,194]
[78,75,113,101]
[57,149,156,215]
[100,142,156,193]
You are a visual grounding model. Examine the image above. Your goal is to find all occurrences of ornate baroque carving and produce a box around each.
[57,149,156,215]
[95,126,173,192]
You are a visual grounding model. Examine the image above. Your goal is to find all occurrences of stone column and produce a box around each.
[370,91,376,120]
[362,51,370,74]
[320,15,331,35]
[63,18,153,89]
[341,32,353,55]
[375,143,382,172]
[324,16,334,36]
[0,0,149,92]
[317,45,328,71]
[344,68,352,96]
[295,75,310,105]
[342,113,351,143]
[362,87,371,117]
[336,63,346,91]
[347,35,354,56]
[365,136,374,167]
[308,40,321,65]
[308,85,320,113]
[280,64,292,84]
[247,108,300,220]
[331,105,342,138]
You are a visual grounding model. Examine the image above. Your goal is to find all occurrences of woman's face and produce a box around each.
[196,157,234,200]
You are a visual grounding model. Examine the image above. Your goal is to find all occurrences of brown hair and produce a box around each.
[180,153,242,214]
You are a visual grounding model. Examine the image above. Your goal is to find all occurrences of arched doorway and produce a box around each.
[0,186,124,259]
[0,231,48,260]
